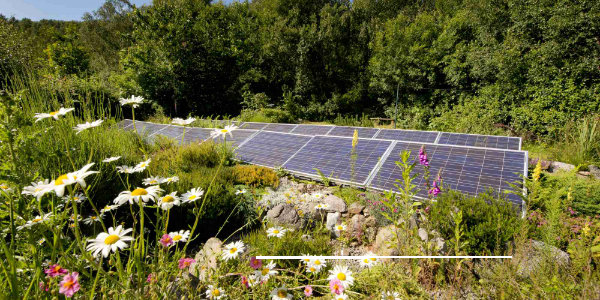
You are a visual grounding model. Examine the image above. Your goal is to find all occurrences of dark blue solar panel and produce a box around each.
[437,133,521,150]
[291,124,334,135]
[154,125,185,140]
[180,128,214,145]
[283,136,392,184]
[133,121,169,136]
[235,132,312,167]
[240,122,268,130]
[118,119,134,129]
[263,123,297,133]
[368,142,526,207]
[212,129,258,148]
[327,126,380,138]
[375,129,439,143]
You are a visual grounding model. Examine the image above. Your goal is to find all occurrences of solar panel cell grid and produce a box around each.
[133,122,168,136]
[180,128,214,144]
[375,129,439,143]
[212,129,258,148]
[240,122,268,130]
[118,119,134,129]
[235,132,312,167]
[291,124,334,135]
[283,136,392,184]
[263,123,298,133]
[153,125,185,140]
[368,142,525,206]
[327,126,380,138]
[437,133,521,150]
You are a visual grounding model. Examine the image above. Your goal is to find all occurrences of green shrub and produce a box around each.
[149,141,234,175]
[428,190,522,254]
[332,113,374,127]
[231,165,279,188]
[239,108,294,123]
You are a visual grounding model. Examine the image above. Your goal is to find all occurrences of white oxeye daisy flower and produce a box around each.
[182,187,204,203]
[255,261,278,281]
[205,285,226,299]
[266,226,287,238]
[119,95,144,108]
[314,203,329,210]
[163,176,179,184]
[381,291,401,300]
[22,179,52,200]
[113,185,163,205]
[102,156,121,163]
[135,159,151,172]
[270,286,292,300]
[33,107,74,122]
[221,240,245,261]
[328,265,354,288]
[100,204,119,214]
[210,124,238,139]
[235,189,247,195]
[158,192,181,210]
[73,119,103,134]
[86,225,134,258]
[360,251,379,268]
[83,215,103,225]
[308,257,327,271]
[50,163,98,197]
[334,223,347,232]
[143,176,164,186]
[169,230,190,243]
[300,254,312,265]
[333,294,348,300]
[116,165,139,174]
[246,274,261,287]
[172,117,196,126]
[63,193,87,204]
[312,192,324,199]
[18,213,52,230]
[0,183,13,194]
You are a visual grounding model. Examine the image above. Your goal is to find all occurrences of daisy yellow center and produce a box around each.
[309,267,316,272]
[230,247,237,253]
[91,216,97,220]
[55,174,68,185]
[49,111,59,116]
[34,188,42,192]
[273,229,279,234]
[150,180,157,184]
[189,195,197,200]
[104,234,120,245]
[370,257,377,261]
[1,185,8,189]
[131,188,148,196]
[277,290,287,297]
[32,218,42,223]
[220,129,228,133]
[387,296,395,300]
[314,260,321,265]
[73,197,79,201]
[212,289,220,296]
[337,273,346,281]
[261,268,269,275]
[173,235,182,241]
[63,280,74,288]
[162,196,175,203]
[53,265,61,272]
[363,259,369,263]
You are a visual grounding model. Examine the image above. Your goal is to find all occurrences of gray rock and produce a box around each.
[191,237,222,280]
[418,228,429,242]
[589,165,600,178]
[326,212,341,236]
[348,202,365,215]
[324,195,347,213]
[517,240,571,278]
[550,161,575,173]
[431,237,446,253]
[374,225,399,256]
[529,158,551,170]
[266,203,302,228]
[347,214,366,241]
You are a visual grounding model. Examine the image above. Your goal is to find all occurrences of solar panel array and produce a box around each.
[117,119,527,208]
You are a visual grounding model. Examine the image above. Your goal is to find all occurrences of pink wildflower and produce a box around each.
[304,285,313,297]
[160,234,174,247]
[146,273,155,283]
[419,146,429,166]
[45,264,68,277]
[329,278,345,295]
[59,272,80,298]
[429,180,441,196]
[241,275,249,288]
[178,257,195,269]
[250,256,262,270]
[39,281,49,292]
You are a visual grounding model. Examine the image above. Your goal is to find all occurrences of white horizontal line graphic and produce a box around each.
[256,256,512,260]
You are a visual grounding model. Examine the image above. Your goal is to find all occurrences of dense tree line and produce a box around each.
[2,0,600,139]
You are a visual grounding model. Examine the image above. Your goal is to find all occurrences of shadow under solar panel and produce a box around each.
[235,131,313,167]
[368,142,527,207]
[437,132,521,150]
[291,124,334,135]
[283,135,393,185]
[374,129,439,143]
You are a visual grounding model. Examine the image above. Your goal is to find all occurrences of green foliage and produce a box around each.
[230,165,279,188]
[332,113,374,127]
[238,108,294,123]
[429,190,522,254]
[44,25,90,75]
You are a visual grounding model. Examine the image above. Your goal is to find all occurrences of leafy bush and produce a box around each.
[150,141,234,175]
[238,108,294,123]
[231,165,279,188]
[332,113,374,127]
[428,190,522,254]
